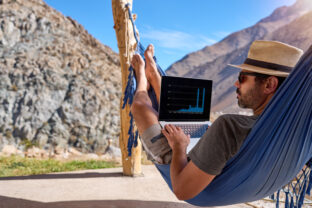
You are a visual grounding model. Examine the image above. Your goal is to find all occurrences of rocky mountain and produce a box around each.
[0,0,121,154]
[166,0,312,114]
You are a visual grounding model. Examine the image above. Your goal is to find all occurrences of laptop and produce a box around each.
[158,76,213,152]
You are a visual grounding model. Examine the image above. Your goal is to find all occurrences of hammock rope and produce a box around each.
[123,4,312,207]
[123,3,165,156]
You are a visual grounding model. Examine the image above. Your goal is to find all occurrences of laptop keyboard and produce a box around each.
[175,124,209,138]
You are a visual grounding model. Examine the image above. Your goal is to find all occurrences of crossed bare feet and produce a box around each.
[131,44,161,103]
[131,53,148,92]
[144,44,161,89]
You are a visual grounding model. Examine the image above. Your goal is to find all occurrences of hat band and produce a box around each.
[244,58,292,73]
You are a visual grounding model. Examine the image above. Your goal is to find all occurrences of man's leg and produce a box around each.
[131,52,171,164]
[144,44,161,104]
[130,54,159,136]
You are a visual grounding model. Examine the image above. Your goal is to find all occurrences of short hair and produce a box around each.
[255,76,286,90]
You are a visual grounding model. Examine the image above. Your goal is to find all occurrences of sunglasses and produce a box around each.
[238,72,269,83]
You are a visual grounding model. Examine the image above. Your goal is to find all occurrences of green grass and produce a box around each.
[0,156,119,177]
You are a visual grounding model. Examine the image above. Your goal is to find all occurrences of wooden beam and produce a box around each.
[112,0,142,176]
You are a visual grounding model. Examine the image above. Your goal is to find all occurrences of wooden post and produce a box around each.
[112,0,142,176]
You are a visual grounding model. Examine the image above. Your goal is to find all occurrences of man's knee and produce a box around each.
[131,100,145,116]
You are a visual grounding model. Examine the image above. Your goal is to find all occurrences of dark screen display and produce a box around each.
[159,76,212,121]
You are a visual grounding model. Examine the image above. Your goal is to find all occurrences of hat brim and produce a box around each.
[228,64,289,77]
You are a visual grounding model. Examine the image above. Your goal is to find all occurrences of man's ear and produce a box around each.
[264,76,279,94]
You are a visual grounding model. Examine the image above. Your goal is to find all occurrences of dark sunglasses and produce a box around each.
[238,72,269,83]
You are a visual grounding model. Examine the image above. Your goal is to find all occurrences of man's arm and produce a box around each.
[162,124,216,200]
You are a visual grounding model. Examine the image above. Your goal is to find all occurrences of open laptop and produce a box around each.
[159,76,213,152]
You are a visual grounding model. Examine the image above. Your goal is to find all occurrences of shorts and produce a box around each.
[141,124,172,164]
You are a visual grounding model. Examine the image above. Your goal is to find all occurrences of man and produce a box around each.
[130,40,303,200]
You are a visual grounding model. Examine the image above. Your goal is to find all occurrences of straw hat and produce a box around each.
[228,40,303,77]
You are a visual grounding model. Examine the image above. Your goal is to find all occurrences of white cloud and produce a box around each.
[140,28,216,52]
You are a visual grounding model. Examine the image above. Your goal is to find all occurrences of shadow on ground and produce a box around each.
[0,172,124,180]
[0,196,197,208]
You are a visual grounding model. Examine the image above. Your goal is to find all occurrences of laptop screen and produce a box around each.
[159,76,212,121]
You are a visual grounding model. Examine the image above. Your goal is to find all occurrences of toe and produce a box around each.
[144,44,154,58]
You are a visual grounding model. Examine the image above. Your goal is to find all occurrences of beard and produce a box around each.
[236,85,263,109]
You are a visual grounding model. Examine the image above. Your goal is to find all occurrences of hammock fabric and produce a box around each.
[155,47,312,207]
[123,4,312,208]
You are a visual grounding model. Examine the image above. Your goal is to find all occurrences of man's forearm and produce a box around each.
[170,147,188,198]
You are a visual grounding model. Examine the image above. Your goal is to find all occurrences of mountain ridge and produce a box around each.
[166,0,312,113]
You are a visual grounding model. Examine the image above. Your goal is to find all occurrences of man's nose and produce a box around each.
[234,80,240,88]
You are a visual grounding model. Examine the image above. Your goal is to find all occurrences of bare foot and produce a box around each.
[144,44,160,84]
[144,44,161,103]
[131,54,148,91]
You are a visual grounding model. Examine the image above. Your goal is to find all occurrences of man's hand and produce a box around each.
[161,124,190,151]
[161,124,215,200]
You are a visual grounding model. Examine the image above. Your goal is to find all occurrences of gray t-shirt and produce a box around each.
[188,114,258,175]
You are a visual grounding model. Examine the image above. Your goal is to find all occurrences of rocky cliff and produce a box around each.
[0,0,121,154]
[166,0,312,114]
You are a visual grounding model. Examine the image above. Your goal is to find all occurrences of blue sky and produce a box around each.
[44,0,296,70]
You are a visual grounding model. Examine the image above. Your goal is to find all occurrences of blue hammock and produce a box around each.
[123,4,312,208]
[154,47,312,207]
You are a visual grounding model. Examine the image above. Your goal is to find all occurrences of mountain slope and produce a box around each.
[266,11,312,51]
[0,0,121,153]
[166,0,312,113]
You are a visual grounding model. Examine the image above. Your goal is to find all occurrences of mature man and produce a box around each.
[130,40,303,200]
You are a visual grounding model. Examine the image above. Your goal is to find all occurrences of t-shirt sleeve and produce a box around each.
[188,115,246,175]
